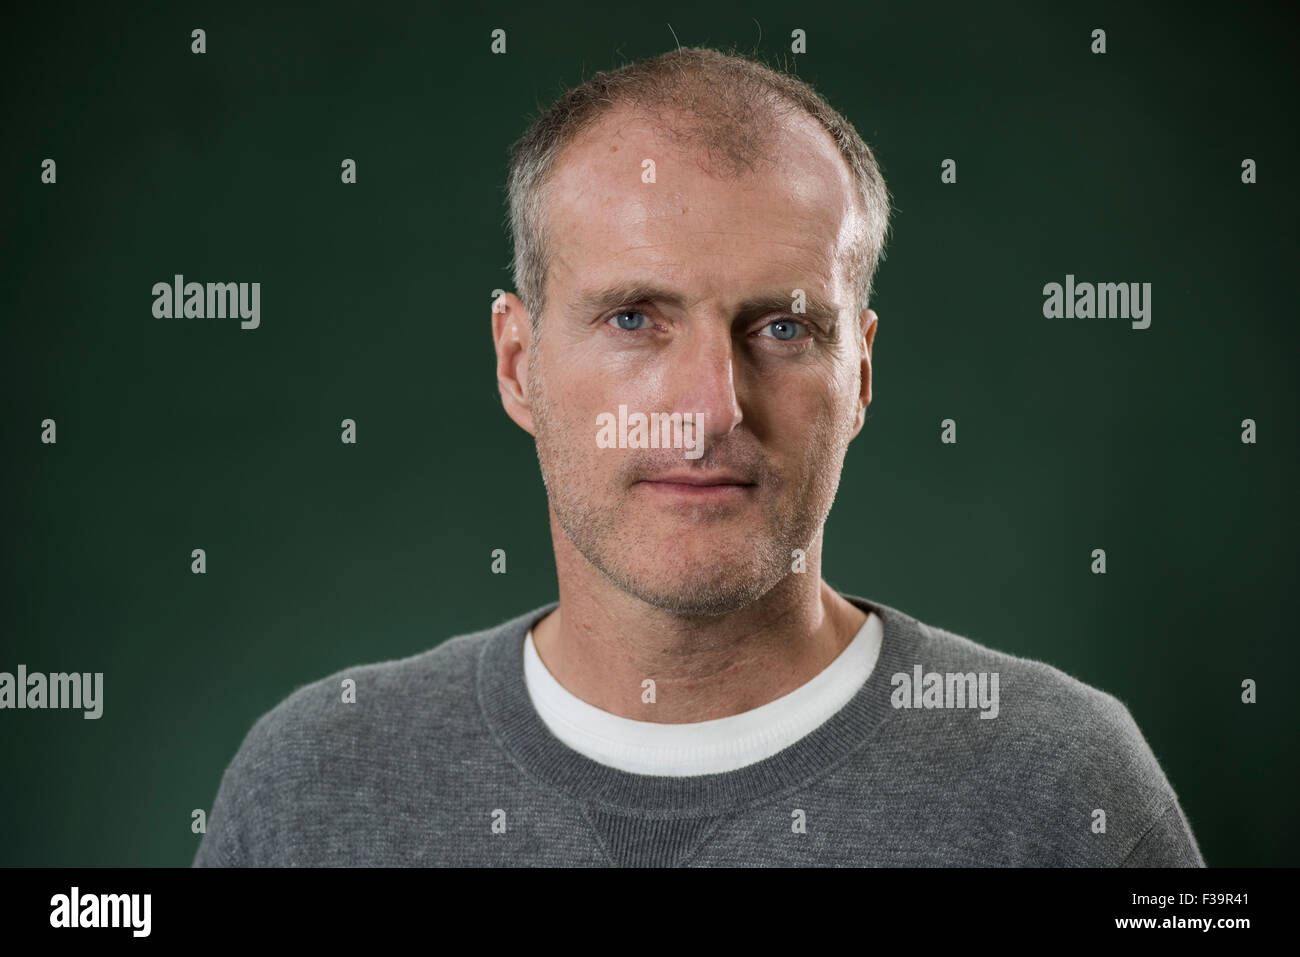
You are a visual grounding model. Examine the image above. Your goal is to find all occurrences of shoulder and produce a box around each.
[236,625,493,773]
[876,608,1200,863]
[912,617,1173,806]
[193,619,510,866]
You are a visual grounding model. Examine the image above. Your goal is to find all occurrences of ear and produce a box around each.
[491,292,538,436]
[848,308,878,441]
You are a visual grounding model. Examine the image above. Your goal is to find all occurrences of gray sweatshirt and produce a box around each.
[193,594,1205,867]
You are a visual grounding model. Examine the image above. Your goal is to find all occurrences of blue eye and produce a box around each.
[763,319,807,341]
[608,310,649,331]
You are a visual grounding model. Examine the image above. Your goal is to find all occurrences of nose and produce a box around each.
[666,320,743,450]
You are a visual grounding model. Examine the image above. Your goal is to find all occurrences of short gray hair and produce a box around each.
[504,45,893,334]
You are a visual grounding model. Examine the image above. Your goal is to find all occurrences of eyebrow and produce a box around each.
[572,281,844,325]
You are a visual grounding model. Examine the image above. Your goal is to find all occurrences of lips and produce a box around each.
[638,472,754,486]
[633,473,757,504]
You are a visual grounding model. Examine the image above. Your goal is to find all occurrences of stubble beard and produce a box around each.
[528,350,852,619]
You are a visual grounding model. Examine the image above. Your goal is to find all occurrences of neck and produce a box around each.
[531,519,867,723]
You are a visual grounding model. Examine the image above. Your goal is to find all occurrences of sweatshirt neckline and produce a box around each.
[476,593,926,813]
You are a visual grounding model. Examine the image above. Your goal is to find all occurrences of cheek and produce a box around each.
[538,386,612,469]
[822,360,860,421]
[775,364,856,429]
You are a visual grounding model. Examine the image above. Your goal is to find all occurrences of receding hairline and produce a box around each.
[535,103,868,316]
[505,45,892,334]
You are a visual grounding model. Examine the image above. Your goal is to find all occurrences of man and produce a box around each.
[194,46,1203,867]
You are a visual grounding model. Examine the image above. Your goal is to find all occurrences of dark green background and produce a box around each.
[2,0,1295,867]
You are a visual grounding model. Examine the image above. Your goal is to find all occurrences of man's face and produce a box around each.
[518,107,874,617]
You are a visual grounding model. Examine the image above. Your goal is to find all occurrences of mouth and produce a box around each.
[632,477,756,501]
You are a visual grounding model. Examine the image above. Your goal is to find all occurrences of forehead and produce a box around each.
[543,106,861,309]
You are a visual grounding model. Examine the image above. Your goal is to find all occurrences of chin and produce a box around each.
[643,586,770,619]
[615,559,775,617]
